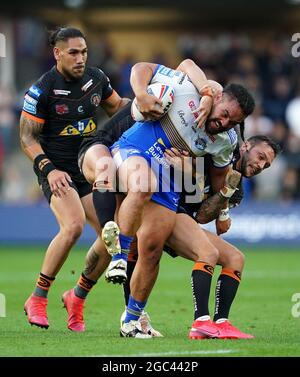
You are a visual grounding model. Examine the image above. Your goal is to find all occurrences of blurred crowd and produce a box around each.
[0,23,299,204]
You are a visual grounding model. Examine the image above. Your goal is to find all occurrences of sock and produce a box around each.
[92,190,116,228]
[191,261,214,320]
[124,295,147,323]
[74,273,96,299]
[111,233,133,263]
[34,272,55,298]
[123,252,138,306]
[213,267,241,321]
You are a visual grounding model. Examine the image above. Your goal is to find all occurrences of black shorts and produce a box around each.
[78,101,134,171]
[34,165,92,203]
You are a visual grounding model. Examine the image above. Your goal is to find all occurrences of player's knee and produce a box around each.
[227,248,245,270]
[128,190,153,204]
[64,219,85,242]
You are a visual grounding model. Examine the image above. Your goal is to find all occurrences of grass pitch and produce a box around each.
[0,246,299,357]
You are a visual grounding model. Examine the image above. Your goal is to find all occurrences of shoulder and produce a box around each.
[86,67,110,82]
[27,68,55,98]
[226,128,238,147]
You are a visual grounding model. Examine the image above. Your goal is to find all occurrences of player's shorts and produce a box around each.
[111,120,180,212]
[33,165,92,203]
[78,102,133,171]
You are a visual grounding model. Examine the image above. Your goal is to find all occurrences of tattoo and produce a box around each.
[83,248,100,276]
[20,113,43,152]
[196,192,227,224]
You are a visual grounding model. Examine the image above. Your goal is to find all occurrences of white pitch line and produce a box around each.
[90,349,237,357]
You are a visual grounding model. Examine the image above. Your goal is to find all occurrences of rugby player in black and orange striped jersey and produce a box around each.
[20,26,130,331]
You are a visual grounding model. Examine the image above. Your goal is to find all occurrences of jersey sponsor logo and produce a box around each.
[28,85,42,99]
[81,79,93,92]
[23,99,37,114]
[53,89,71,95]
[177,110,188,127]
[24,94,38,106]
[55,104,69,115]
[91,93,101,107]
[59,118,96,136]
[178,73,186,85]
[194,136,207,151]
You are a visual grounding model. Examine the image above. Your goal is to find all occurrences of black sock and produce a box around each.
[92,190,116,228]
[191,261,214,319]
[213,268,241,321]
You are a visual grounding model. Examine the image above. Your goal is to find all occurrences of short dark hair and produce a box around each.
[223,83,255,117]
[247,135,281,157]
[48,27,86,47]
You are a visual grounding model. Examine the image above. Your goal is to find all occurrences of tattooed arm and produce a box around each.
[19,112,71,197]
[19,112,45,161]
[195,192,227,224]
[195,167,241,224]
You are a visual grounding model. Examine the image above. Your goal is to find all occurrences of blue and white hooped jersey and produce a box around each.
[150,65,237,167]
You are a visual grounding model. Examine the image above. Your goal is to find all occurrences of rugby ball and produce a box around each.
[131,83,174,121]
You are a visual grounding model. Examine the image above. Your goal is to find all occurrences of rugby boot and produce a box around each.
[215,320,254,339]
[62,289,85,332]
[120,320,152,339]
[120,310,164,337]
[24,294,49,329]
[101,221,121,257]
[189,319,220,339]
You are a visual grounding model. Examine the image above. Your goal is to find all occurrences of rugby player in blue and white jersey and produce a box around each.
[103,61,255,337]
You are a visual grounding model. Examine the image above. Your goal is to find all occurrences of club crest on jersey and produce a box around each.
[59,118,96,136]
[91,93,101,107]
[194,136,207,151]
[55,104,69,115]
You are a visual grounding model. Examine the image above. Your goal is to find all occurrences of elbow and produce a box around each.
[179,58,196,71]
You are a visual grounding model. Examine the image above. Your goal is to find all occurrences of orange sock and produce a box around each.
[34,272,55,298]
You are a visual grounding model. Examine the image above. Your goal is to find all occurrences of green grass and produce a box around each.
[0,246,300,357]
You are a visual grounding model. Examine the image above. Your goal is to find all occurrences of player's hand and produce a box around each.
[164,148,189,171]
[216,217,231,235]
[136,92,164,120]
[220,166,241,198]
[193,94,213,128]
[47,169,72,197]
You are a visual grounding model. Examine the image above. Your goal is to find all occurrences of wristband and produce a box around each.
[33,154,56,177]
[218,207,230,221]
[42,162,56,177]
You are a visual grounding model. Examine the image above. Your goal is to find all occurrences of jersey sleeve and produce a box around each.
[22,84,47,122]
[98,69,114,101]
[151,64,183,86]
[212,129,238,168]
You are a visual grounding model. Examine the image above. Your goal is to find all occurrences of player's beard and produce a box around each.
[62,66,84,81]
[239,150,251,177]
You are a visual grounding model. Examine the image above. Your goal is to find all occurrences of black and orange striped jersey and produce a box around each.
[22,65,113,180]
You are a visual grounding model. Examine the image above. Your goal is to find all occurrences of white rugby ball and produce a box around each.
[131,82,174,122]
